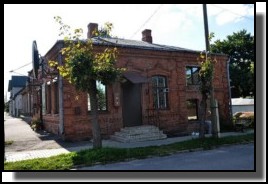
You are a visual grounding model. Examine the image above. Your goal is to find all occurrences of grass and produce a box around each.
[5,141,14,145]
[4,133,254,170]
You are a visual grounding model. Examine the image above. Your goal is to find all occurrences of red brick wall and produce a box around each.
[60,80,123,141]
[42,43,230,140]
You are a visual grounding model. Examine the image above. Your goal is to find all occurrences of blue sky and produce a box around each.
[4,4,254,100]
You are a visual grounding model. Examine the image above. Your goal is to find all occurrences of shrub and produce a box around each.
[4,102,9,112]
[5,140,14,145]
[31,118,42,131]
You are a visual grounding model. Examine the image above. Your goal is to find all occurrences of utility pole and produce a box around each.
[203,4,219,138]
[203,4,210,52]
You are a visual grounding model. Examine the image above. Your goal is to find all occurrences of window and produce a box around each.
[88,81,107,111]
[46,84,51,114]
[42,83,46,115]
[152,76,168,109]
[54,81,59,114]
[186,66,200,85]
[187,99,198,120]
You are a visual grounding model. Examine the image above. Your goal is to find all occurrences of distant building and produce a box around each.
[29,23,231,141]
[231,98,254,114]
[8,76,28,116]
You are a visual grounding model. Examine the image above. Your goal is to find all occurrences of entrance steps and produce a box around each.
[110,125,167,143]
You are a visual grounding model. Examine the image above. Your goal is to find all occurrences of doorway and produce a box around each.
[122,81,142,127]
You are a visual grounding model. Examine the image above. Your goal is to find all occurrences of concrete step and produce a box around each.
[114,129,163,136]
[120,125,160,134]
[111,125,167,143]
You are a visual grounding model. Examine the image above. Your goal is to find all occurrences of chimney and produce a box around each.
[142,29,152,43]
[87,23,98,38]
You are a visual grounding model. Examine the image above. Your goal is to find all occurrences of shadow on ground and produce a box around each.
[33,129,93,150]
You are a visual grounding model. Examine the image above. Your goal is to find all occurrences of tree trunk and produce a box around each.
[89,79,102,148]
[199,93,207,138]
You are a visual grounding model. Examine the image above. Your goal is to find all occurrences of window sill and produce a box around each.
[88,110,109,115]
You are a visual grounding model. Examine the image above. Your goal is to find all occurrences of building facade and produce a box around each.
[31,23,231,141]
[8,76,28,117]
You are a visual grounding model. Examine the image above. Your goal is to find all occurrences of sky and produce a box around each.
[4,4,254,100]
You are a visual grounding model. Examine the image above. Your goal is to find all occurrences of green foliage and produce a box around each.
[198,32,217,138]
[4,102,9,112]
[198,54,215,95]
[4,133,254,170]
[208,32,215,42]
[210,30,254,97]
[48,16,125,148]
[31,118,42,131]
[94,22,113,38]
[5,140,14,145]
[250,62,254,74]
[49,16,124,90]
[5,153,76,170]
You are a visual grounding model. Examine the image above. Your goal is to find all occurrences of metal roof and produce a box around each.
[90,37,200,52]
[47,36,227,58]
[231,98,254,105]
[8,76,28,91]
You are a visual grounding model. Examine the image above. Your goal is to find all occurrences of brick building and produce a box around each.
[31,23,231,141]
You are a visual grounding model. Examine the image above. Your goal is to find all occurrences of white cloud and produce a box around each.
[208,4,254,26]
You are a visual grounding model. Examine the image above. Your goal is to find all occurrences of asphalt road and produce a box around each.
[79,143,254,170]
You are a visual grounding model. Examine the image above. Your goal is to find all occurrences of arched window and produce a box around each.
[152,76,168,109]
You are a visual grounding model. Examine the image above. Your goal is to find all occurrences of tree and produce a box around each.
[199,5,217,139]
[49,17,124,148]
[198,52,215,138]
[210,30,254,97]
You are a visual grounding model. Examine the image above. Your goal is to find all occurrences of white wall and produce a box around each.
[14,94,22,117]
[232,105,254,115]
[9,87,23,117]
[11,87,22,98]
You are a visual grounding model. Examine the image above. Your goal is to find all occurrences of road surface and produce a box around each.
[79,143,254,170]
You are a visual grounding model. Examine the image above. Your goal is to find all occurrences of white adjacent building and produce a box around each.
[231,98,254,114]
[8,76,28,117]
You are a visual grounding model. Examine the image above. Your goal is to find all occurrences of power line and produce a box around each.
[9,71,31,78]
[130,4,163,39]
[210,4,254,21]
[9,62,32,73]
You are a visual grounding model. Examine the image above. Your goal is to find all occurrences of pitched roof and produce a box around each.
[8,80,12,91]
[91,37,199,52]
[8,76,28,91]
[47,36,227,58]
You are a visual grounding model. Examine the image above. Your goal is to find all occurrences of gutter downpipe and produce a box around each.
[58,43,65,139]
[227,57,233,121]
